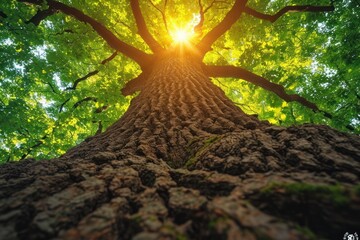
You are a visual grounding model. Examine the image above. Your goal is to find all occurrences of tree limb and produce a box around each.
[319,110,355,131]
[19,0,153,67]
[149,0,169,34]
[66,51,117,91]
[194,0,220,35]
[95,105,108,113]
[244,5,334,23]
[26,8,56,26]
[131,0,163,53]
[20,135,48,160]
[121,71,149,96]
[46,80,58,94]
[66,70,99,91]
[95,120,103,135]
[73,97,97,109]
[59,98,70,113]
[194,0,206,35]
[53,29,74,35]
[196,0,248,58]
[0,10,8,18]
[204,65,320,112]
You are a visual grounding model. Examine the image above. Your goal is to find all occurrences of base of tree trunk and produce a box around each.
[2,1,358,239]
[1,56,360,239]
[1,123,359,240]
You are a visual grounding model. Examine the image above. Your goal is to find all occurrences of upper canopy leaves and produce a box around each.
[0,0,358,162]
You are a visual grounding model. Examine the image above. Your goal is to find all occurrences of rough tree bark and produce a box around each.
[1,1,360,239]
[1,46,360,240]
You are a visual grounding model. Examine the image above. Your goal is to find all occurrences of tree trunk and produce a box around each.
[63,51,262,167]
[1,51,360,240]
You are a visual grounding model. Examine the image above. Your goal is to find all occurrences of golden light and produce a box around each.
[169,14,200,44]
[172,28,192,43]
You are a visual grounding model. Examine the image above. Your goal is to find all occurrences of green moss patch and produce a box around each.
[185,135,222,168]
[260,182,351,206]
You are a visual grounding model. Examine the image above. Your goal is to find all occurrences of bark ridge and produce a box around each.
[1,55,360,240]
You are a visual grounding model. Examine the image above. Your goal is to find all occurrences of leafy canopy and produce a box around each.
[0,0,359,162]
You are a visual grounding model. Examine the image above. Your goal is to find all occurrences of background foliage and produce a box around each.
[0,0,359,162]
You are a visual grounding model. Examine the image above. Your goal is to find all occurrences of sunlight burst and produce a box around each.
[172,28,192,43]
[169,14,200,44]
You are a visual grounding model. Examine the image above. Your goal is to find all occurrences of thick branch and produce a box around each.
[121,72,148,96]
[26,8,55,25]
[244,5,334,23]
[19,0,152,67]
[197,0,248,57]
[204,65,320,112]
[131,0,163,53]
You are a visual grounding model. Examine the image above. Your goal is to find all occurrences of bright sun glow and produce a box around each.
[170,14,200,44]
[172,28,192,43]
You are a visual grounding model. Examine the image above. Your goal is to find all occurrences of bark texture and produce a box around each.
[1,53,360,240]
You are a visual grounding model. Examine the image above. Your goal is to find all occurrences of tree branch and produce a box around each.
[26,8,56,26]
[95,105,108,113]
[131,0,163,53]
[19,0,153,67]
[244,5,334,23]
[66,70,99,91]
[73,97,97,109]
[0,10,8,18]
[53,29,74,35]
[194,0,220,35]
[59,97,70,113]
[20,135,48,160]
[65,51,117,90]
[197,0,248,58]
[204,65,320,112]
[194,0,205,35]
[149,0,169,34]
[121,71,149,96]
[46,80,58,94]
[95,120,103,135]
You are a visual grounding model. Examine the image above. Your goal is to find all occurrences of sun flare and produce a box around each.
[169,14,200,44]
[172,28,192,43]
